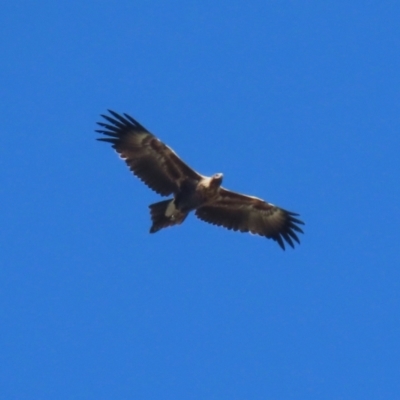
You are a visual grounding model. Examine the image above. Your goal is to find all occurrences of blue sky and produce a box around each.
[1,1,400,399]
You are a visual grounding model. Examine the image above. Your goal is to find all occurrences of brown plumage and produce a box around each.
[96,110,304,250]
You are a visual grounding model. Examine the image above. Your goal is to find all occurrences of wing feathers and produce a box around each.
[195,188,304,249]
[96,111,201,196]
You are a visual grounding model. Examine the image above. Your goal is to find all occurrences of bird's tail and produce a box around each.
[149,199,188,233]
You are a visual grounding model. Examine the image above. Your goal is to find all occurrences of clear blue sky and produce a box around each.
[1,1,400,399]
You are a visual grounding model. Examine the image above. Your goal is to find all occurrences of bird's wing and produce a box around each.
[195,188,304,249]
[96,110,202,196]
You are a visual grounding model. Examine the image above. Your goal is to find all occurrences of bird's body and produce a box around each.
[96,110,304,250]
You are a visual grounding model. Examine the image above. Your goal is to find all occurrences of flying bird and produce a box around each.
[96,110,304,249]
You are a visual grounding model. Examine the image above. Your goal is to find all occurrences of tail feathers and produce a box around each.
[149,199,188,233]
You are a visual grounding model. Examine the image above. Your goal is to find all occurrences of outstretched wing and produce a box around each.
[195,188,304,250]
[96,110,202,196]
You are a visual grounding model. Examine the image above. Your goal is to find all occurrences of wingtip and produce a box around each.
[107,109,121,119]
[96,138,117,144]
[275,235,286,250]
[149,225,160,234]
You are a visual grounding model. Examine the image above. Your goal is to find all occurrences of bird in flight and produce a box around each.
[96,110,304,249]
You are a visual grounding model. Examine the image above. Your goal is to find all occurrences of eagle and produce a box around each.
[96,110,304,250]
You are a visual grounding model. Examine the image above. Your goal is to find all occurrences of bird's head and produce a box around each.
[211,173,224,188]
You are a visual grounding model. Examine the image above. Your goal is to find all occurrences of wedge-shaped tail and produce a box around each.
[149,199,188,233]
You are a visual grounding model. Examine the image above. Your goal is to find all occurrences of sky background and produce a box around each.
[1,1,400,399]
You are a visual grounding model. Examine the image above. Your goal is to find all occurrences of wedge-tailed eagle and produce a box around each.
[96,110,304,249]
